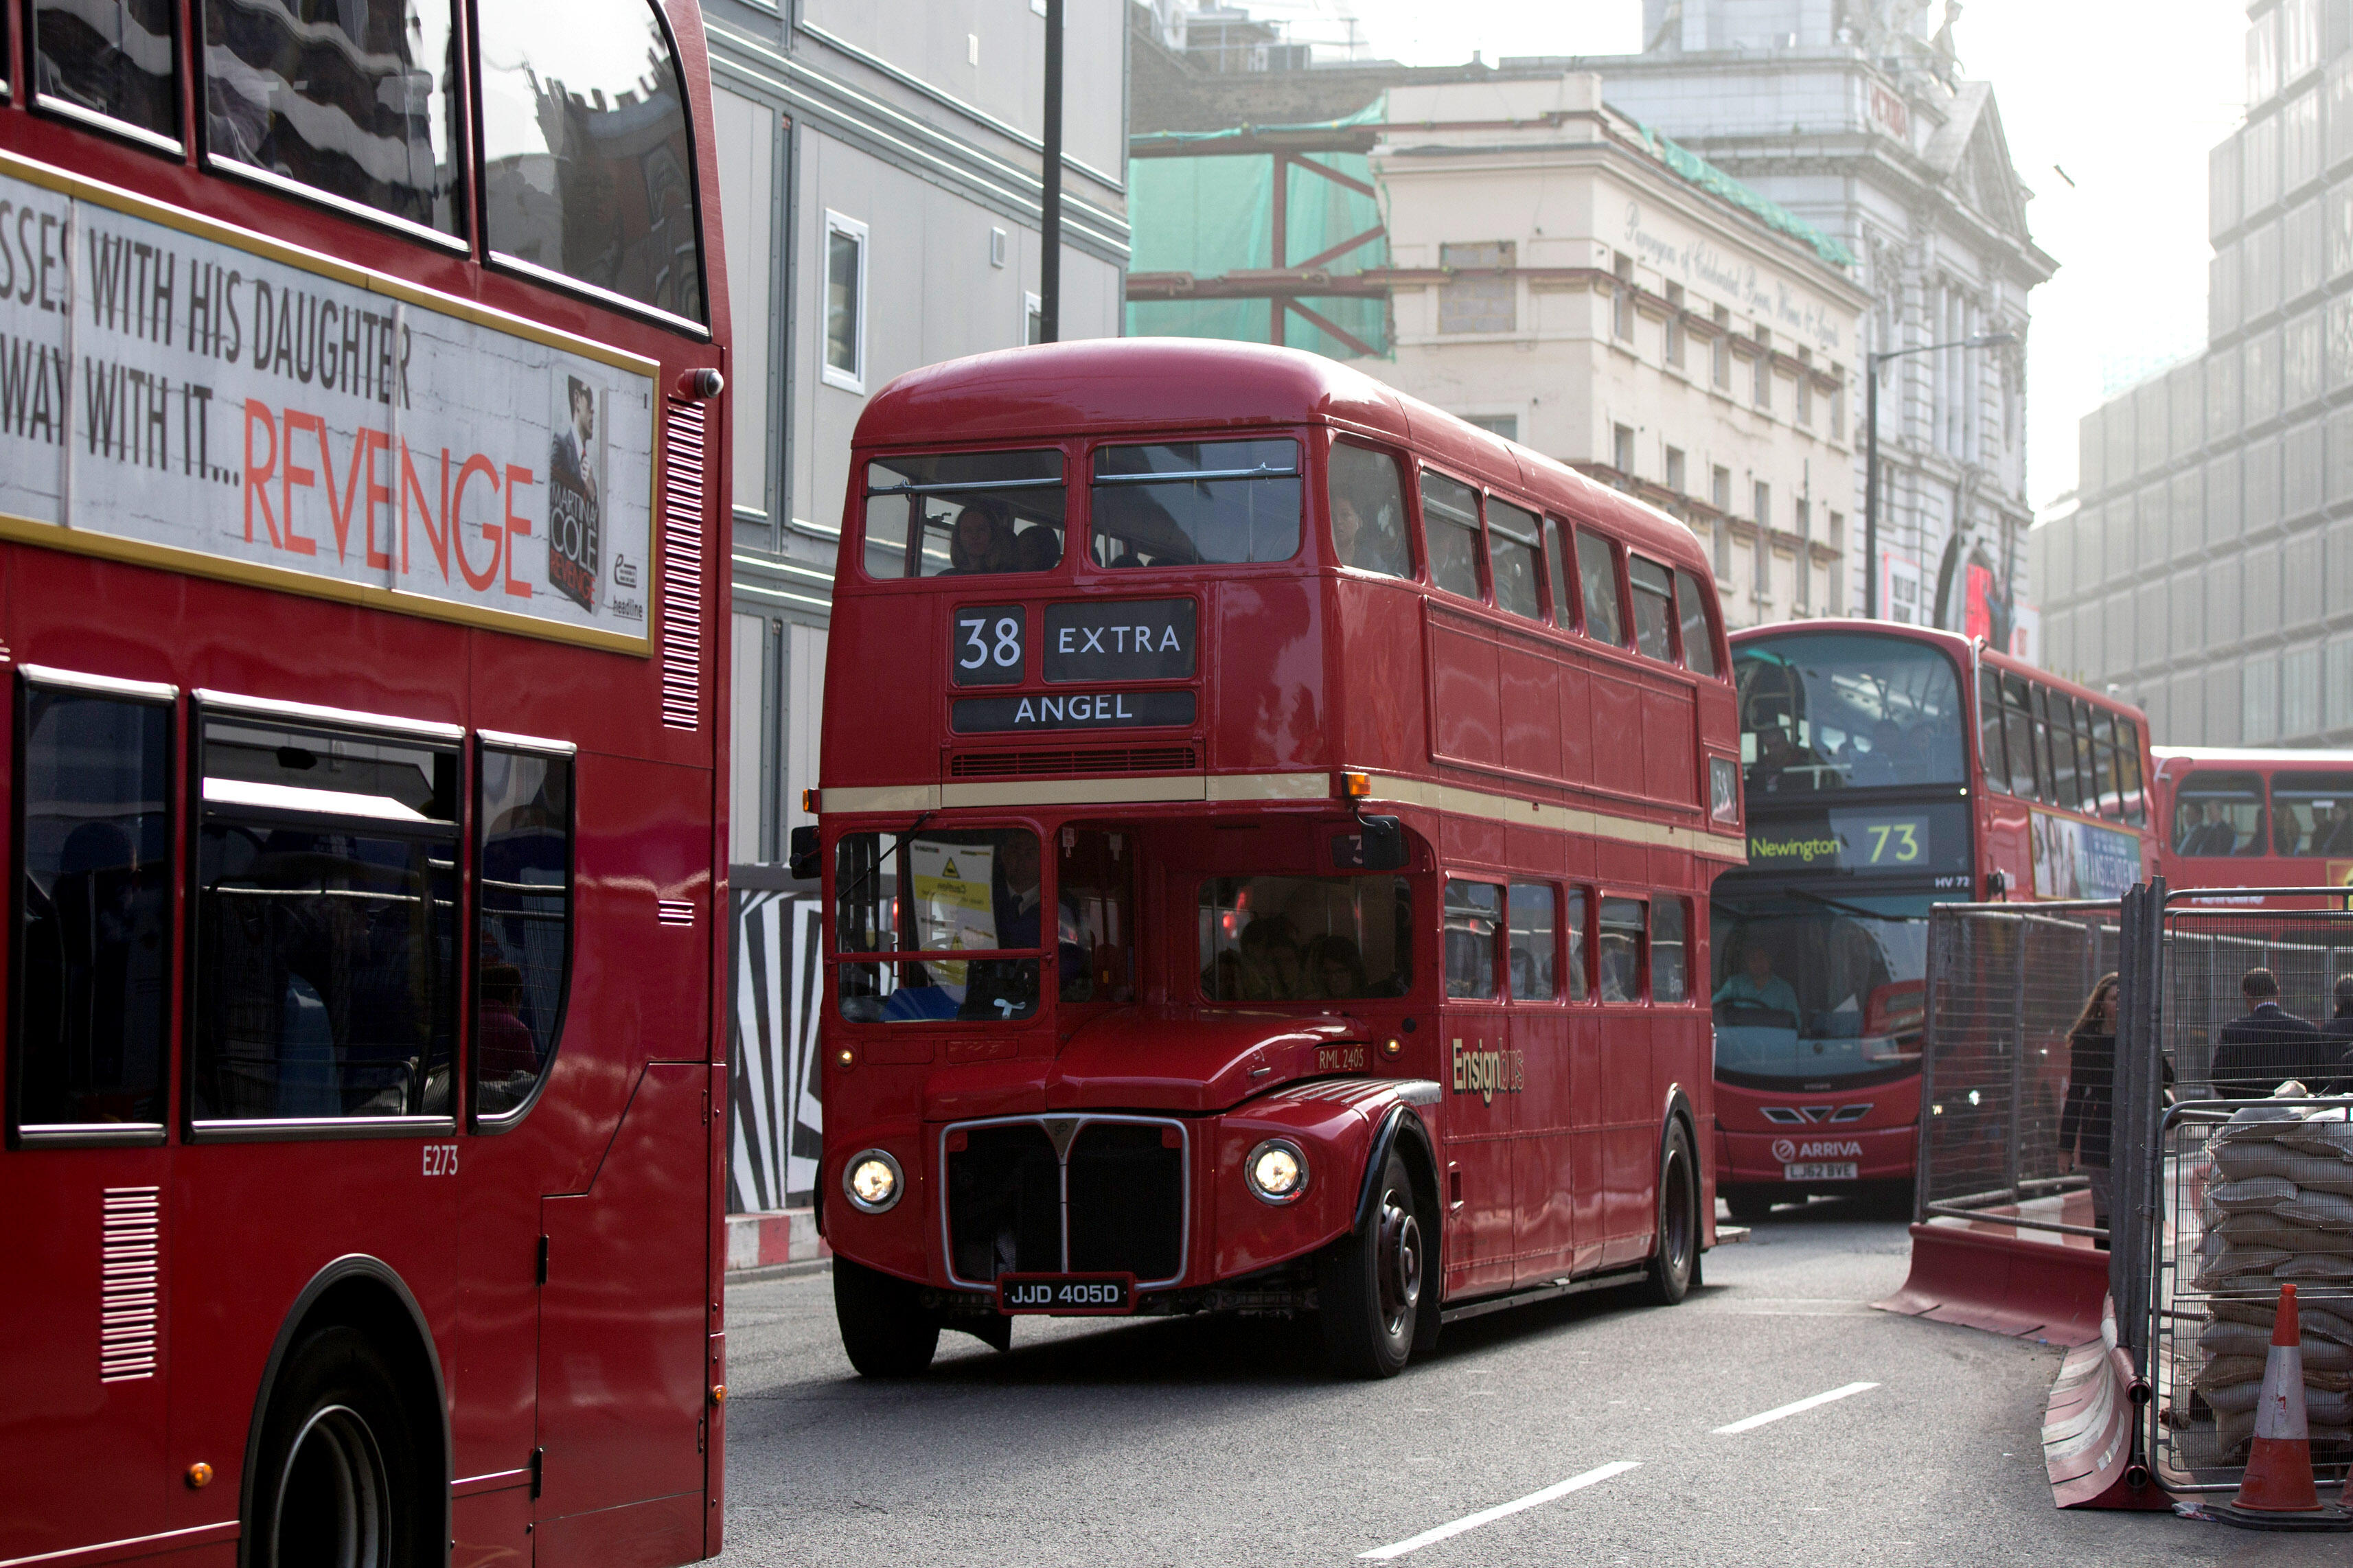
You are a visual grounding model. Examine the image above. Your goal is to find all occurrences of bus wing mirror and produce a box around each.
[1355,814,1407,871]
[788,825,820,881]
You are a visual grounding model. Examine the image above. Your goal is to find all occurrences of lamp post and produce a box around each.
[1862,331,2017,619]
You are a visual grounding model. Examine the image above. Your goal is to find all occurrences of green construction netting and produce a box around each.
[1126,99,1391,361]
[1631,121,1857,269]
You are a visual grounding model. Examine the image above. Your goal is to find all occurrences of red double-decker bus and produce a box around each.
[802,338,1744,1378]
[2,3,731,1561]
[2153,747,2353,908]
[1712,623,2157,1219]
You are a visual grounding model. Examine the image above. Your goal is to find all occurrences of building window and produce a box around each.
[1613,253,1635,341]
[2328,637,2353,731]
[2245,653,2281,743]
[1712,305,1732,389]
[1440,241,1515,334]
[1793,501,1811,612]
[1831,378,1846,440]
[1828,512,1846,614]
[1025,292,1043,346]
[824,211,869,392]
[1664,446,1686,494]
[1713,520,1732,581]
[1796,365,1813,426]
[1613,424,1636,478]
[1711,465,1732,513]
[1752,481,1772,602]
[1664,282,1685,369]
[2284,643,2321,738]
[1752,329,1773,409]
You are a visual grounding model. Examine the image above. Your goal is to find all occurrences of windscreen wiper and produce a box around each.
[1780,884,1931,922]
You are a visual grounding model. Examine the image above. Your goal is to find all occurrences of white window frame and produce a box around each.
[823,210,869,394]
[1024,291,1043,346]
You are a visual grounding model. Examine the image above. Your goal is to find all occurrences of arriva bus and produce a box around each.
[801,339,1746,1379]
[1,2,733,1561]
[1712,623,2157,1219]
[2155,746,2353,907]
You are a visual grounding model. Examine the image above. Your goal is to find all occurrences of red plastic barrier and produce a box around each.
[1874,1221,2109,1346]
[2038,1296,2172,1510]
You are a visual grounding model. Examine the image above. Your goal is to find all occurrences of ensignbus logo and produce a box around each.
[1749,833,1840,864]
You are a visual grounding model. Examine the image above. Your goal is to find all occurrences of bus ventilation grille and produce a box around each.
[658,398,707,732]
[950,745,1197,779]
[100,1186,161,1383]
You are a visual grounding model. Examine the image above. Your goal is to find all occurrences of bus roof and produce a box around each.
[1729,619,2148,720]
[2153,747,2353,766]
[852,338,1708,573]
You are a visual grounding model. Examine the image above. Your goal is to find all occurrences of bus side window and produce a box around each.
[1329,442,1414,579]
[1576,531,1626,647]
[1507,882,1555,1000]
[190,711,460,1125]
[1488,500,1546,621]
[1544,518,1577,633]
[2001,676,2040,800]
[11,676,174,1133]
[2032,685,2077,810]
[200,0,463,238]
[477,0,707,323]
[2070,700,2101,815]
[2115,720,2146,824]
[1673,568,1719,677]
[477,744,575,1120]
[1420,473,1486,601]
[1650,899,1687,1003]
[1563,888,1589,1000]
[34,0,180,146]
[1629,557,1675,662]
[1977,675,2009,794]
[1443,879,1501,999]
[1597,897,1644,1003]
[2090,711,2123,820]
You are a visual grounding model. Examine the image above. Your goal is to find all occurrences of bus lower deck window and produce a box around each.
[1598,897,1645,1002]
[1198,876,1411,1002]
[1443,879,1501,1000]
[477,746,573,1118]
[1094,440,1301,568]
[1508,883,1555,1000]
[1651,899,1687,1003]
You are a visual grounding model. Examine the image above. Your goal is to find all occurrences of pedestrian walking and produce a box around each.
[2318,973,2353,1095]
[2212,967,2333,1098]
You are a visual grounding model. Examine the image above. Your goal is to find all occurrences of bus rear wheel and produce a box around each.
[834,1256,941,1377]
[1642,1122,1699,1306]
[252,1326,429,1568]
[1318,1151,1425,1379]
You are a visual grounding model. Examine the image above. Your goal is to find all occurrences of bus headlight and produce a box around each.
[844,1150,904,1213]
[1246,1139,1309,1205]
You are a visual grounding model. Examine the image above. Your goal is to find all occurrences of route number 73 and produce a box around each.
[1866,822,1922,864]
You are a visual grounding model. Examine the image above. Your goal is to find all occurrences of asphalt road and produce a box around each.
[718,1199,2343,1567]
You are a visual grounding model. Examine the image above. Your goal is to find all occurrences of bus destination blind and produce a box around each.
[952,690,1195,733]
[1745,803,1971,879]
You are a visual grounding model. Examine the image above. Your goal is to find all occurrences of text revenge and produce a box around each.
[0,166,655,644]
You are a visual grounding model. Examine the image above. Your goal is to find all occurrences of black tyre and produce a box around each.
[834,1256,941,1378]
[1642,1122,1699,1306]
[251,1325,431,1568]
[1723,1186,1777,1225]
[1318,1151,1427,1379]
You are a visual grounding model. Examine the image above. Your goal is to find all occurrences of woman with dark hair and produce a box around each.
[2058,973,2120,1249]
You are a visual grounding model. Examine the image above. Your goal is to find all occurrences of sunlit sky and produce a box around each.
[1292,1,2248,517]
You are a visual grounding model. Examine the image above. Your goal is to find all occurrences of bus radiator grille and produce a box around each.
[1068,1124,1184,1280]
[948,1125,1063,1281]
[948,746,1198,779]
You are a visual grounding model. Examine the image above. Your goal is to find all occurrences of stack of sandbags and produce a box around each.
[2190,1099,2353,1457]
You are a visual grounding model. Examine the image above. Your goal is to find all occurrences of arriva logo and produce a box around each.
[1793,1140,1863,1160]
[1449,1039,1525,1105]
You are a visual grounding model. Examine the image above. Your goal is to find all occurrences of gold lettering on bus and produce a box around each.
[1449,1038,1524,1105]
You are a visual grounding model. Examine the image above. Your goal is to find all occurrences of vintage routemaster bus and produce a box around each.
[803,338,1745,1378]
[1711,623,2156,1219]
[2154,746,2353,907]
[1,2,732,1563]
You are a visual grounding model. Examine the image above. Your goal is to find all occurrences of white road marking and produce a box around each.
[1358,1461,1640,1560]
[1713,1381,1880,1435]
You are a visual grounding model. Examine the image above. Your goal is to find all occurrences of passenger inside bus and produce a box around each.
[1329,443,1412,579]
[2172,774,2266,856]
[1198,875,1411,1002]
[2269,774,2353,855]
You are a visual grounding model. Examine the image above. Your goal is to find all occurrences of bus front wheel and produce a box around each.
[834,1256,941,1377]
[1642,1122,1699,1306]
[1318,1151,1425,1379]
[251,1325,431,1568]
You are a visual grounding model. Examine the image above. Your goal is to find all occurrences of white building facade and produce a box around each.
[1369,75,1868,629]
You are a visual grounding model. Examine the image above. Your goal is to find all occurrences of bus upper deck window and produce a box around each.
[1488,500,1545,621]
[1093,440,1300,568]
[863,450,1065,578]
[1418,473,1484,599]
[477,0,706,323]
[1575,532,1624,646]
[203,0,462,237]
[1329,443,1412,579]
[476,743,573,1120]
[2115,720,2146,824]
[1543,519,1575,632]
[1977,675,2009,794]
[34,0,179,146]
[1673,568,1718,677]
[2001,676,2040,800]
[12,673,174,1134]
[1629,556,1675,662]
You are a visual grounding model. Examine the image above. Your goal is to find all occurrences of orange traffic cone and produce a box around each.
[2214,1283,2350,1530]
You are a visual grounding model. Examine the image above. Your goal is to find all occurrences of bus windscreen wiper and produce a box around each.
[1780,885,1931,922]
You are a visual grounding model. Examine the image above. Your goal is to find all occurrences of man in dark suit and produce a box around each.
[2212,967,2332,1097]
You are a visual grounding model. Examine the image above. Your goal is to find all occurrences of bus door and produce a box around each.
[1,670,177,1554]
[1439,877,1515,1296]
[1504,880,1575,1284]
[1594,893,1657,1268]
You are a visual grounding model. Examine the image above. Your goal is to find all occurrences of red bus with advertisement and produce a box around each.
[801,338,1746,1379]
[2153,747,2353,908]
[1711,623,2157,1220]
[1,2,731,1563]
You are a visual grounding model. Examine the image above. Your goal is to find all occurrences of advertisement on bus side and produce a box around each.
[2028,809,2141,899]
[0,162,657,649]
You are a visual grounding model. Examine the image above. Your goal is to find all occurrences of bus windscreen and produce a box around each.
[1736,634,1964,794]
[1708,890,1930,1082]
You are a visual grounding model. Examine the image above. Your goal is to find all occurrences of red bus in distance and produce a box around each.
[805,338,1744,1378]
[1712,623,2157,1220]
[1,3,732,1562]
[2154,747,2353,908]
